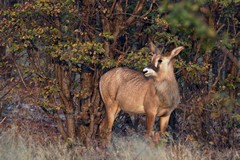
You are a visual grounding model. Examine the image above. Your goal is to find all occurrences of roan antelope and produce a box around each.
[99,42,184,145]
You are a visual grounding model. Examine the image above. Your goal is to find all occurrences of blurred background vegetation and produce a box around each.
[0,0,239,152]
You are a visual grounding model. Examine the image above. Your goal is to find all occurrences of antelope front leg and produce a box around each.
[152,115,170,143]
[159,114,170,135]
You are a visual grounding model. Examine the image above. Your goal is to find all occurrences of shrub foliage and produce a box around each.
[0,0,239,148]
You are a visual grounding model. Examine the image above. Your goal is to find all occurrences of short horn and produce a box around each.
[160,45,165,55]
[149,42,160,54]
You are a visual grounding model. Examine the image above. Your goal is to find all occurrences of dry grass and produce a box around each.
[0,103,239,160]
[0,128,239,160]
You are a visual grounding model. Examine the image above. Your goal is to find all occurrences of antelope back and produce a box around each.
[99,67,151,114]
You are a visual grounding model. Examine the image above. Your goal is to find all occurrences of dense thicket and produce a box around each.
[0,0,239,148]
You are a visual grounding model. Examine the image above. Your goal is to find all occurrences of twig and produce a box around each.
[39,105,67,139]
[124,0,145,27]
[12,56,27,89]
[0,117,6,125]
[216,24,225,34]
[217,45,240,69]
[210,52,227,91]
[0,101,2,117]
[0,74,32,101]
[141,0,156,18]
[109,0,117,17]
[0,84,15,101]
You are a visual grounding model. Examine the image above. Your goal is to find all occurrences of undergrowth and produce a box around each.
[0,127,239,160]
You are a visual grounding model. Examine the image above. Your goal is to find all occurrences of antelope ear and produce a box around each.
[149,42,161,55]
[170,46,184,59]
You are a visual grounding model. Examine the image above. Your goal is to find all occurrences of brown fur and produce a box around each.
[99,43,184,145]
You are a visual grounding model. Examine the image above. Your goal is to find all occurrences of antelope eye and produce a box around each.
[158,59,162,64]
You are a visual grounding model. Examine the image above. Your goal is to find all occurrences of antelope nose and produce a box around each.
[142,69,148,74]
[143,70,147,74]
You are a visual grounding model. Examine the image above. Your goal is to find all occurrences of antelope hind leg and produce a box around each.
[145,112,156,139]
[100,101,120,147]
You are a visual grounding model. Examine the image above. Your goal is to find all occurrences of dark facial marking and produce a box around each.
[147,63,159,73]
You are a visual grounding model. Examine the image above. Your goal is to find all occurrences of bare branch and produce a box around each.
[125,0,145,26]
[12,57,27,89]
[55,113,67,139]
[210,52,227,91]
[218,45,240,68]
[141,0,156,18]
[40,105,67,139]
[109,0,117,17]
[0,85,14,101]
[0,117,6,125]
[0,101,2,117]
[216,24,225,33]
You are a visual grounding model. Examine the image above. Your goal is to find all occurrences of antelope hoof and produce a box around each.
[153,132,160,143]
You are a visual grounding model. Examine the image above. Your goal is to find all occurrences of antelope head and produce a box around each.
[143,42,184,79]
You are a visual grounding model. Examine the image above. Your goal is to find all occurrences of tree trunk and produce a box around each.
[55,63,76,140]
[65,100,76,139]
[0,46,6,58]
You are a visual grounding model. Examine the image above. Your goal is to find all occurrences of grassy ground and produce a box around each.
[0,104,239,160]
[0,127,239,160]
